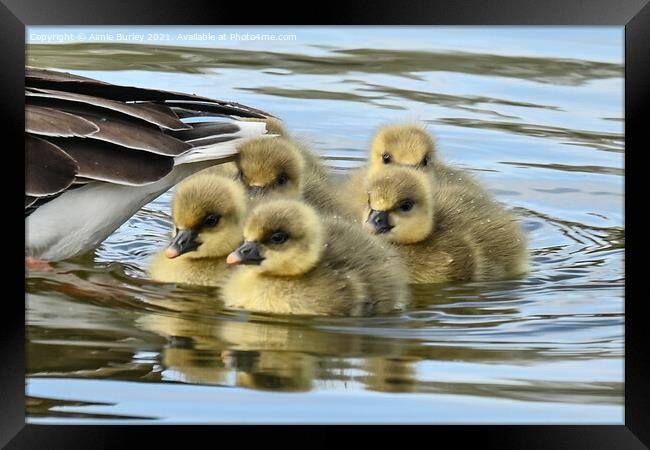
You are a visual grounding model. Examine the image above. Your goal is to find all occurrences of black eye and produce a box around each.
[269,231,289,244]
[382,153,391,164]
[203,214,220,227]
[277,173,289,185]
[422,156,429,167]
[399,199,414,212]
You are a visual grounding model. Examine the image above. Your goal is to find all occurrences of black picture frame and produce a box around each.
[3,0,646,447]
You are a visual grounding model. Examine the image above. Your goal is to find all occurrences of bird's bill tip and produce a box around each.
[363,220,380,234]
[226,252,242,265]
[165,247,180,259]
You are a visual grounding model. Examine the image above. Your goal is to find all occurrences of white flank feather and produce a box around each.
[174,120,273,165]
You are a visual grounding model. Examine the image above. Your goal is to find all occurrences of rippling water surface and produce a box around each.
[25,26,624,423]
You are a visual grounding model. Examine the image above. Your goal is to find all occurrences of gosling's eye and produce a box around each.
[399,199,414,212]
[269,231,289,244]
[382,153,392,164]
[422,156,429,167]
[277,173,289,185]
[203,214,220,227]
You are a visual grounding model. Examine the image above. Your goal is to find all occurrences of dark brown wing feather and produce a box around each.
[162,100,266,119]
[48,138,174,186]
[25,196,38,208]
[27,100,192,155]
[71,177,95,184]
[25,67,269,118]
[26,105,100,137]
[26,87,191,131]
[25,67,272,216]
[169,106,222,119]
[26,135,79,196]
[168,122,240,141]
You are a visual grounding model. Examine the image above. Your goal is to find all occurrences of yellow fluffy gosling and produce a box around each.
[362,166,528,284]
[221,199,409,316]
[149,172,247,286]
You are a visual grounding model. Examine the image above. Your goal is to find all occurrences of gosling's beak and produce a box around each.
[165,229,200,258]
[226,241,265,265]
[248,185,265,197]
[365,209,394,234]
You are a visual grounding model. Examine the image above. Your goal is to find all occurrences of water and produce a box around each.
[25,26,624,424]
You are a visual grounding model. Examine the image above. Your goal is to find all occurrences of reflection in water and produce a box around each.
[27,265,622,406]
[137,304,417,393]
[434,118,623,153]
[27,396,154,420]
[27,44,622,86]
[25,27,623,423]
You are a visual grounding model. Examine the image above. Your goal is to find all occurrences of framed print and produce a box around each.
[2,0,647,447]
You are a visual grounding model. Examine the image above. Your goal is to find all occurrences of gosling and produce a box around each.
[221,199,409,316]
[149,172,247,286]
[341,123,482,217]
[232,134,349,217]
[362,166,528,284]
[199,117,288,180]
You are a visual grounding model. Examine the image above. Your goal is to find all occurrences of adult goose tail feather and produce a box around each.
[25,67,274,262]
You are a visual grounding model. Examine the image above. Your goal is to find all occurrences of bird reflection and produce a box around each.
[136,307,419,393]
